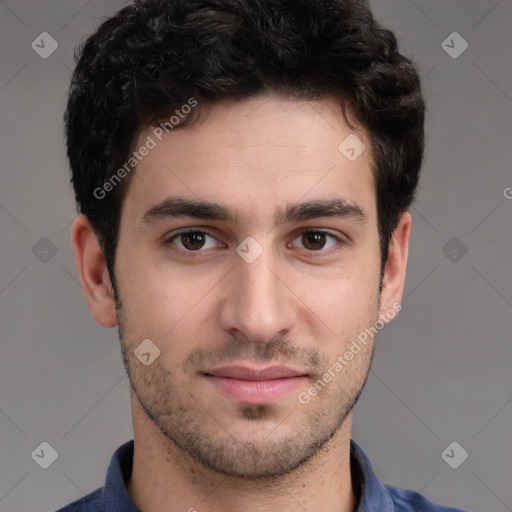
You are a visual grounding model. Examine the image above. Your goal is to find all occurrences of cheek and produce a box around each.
[118,265,221,353]
[300,266,380,330]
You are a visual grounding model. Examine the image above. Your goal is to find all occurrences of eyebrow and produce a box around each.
[139,196,368,228]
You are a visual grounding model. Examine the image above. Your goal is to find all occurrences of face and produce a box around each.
[102,95,404,478]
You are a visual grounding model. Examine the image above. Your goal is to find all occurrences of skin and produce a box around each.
[71,94,411,512]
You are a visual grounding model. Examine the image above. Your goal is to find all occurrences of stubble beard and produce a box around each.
[116,300,374,480]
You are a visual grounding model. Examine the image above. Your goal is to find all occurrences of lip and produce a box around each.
[206,365,306,380]
[202,365,309,404]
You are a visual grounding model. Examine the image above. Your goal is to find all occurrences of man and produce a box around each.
[57,0,467,510]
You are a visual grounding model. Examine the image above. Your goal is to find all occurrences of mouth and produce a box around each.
[201,365,309,404]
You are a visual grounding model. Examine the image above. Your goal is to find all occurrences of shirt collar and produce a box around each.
[350,438,395,511]
[102,438,394,511]
[102,440,139,511]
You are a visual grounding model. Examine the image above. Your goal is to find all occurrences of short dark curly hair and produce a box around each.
[65,0,425,291]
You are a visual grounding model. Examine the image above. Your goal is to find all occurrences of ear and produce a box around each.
[71,214,118,328]
[378,211,411,322]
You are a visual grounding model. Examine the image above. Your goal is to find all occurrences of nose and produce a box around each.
[218,244,297,344]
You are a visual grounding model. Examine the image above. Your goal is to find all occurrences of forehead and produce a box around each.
[121,94,376,227]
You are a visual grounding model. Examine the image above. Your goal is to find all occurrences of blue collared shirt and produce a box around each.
[55,439,467,511]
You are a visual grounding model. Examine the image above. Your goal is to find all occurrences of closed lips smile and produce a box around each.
[202,365,309,404]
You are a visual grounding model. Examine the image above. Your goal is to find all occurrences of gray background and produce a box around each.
[0,1,511,511]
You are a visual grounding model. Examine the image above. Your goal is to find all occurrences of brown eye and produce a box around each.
[302,232,327,250]
[291,230,340,252]
[166,230,220,252]
[181,232,207,250]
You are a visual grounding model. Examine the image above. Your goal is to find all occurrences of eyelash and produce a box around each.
[163,228,344,257]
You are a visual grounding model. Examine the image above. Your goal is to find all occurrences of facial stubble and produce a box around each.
[116,298,375,480]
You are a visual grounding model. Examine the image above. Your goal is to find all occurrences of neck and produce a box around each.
[127,392,358,512]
